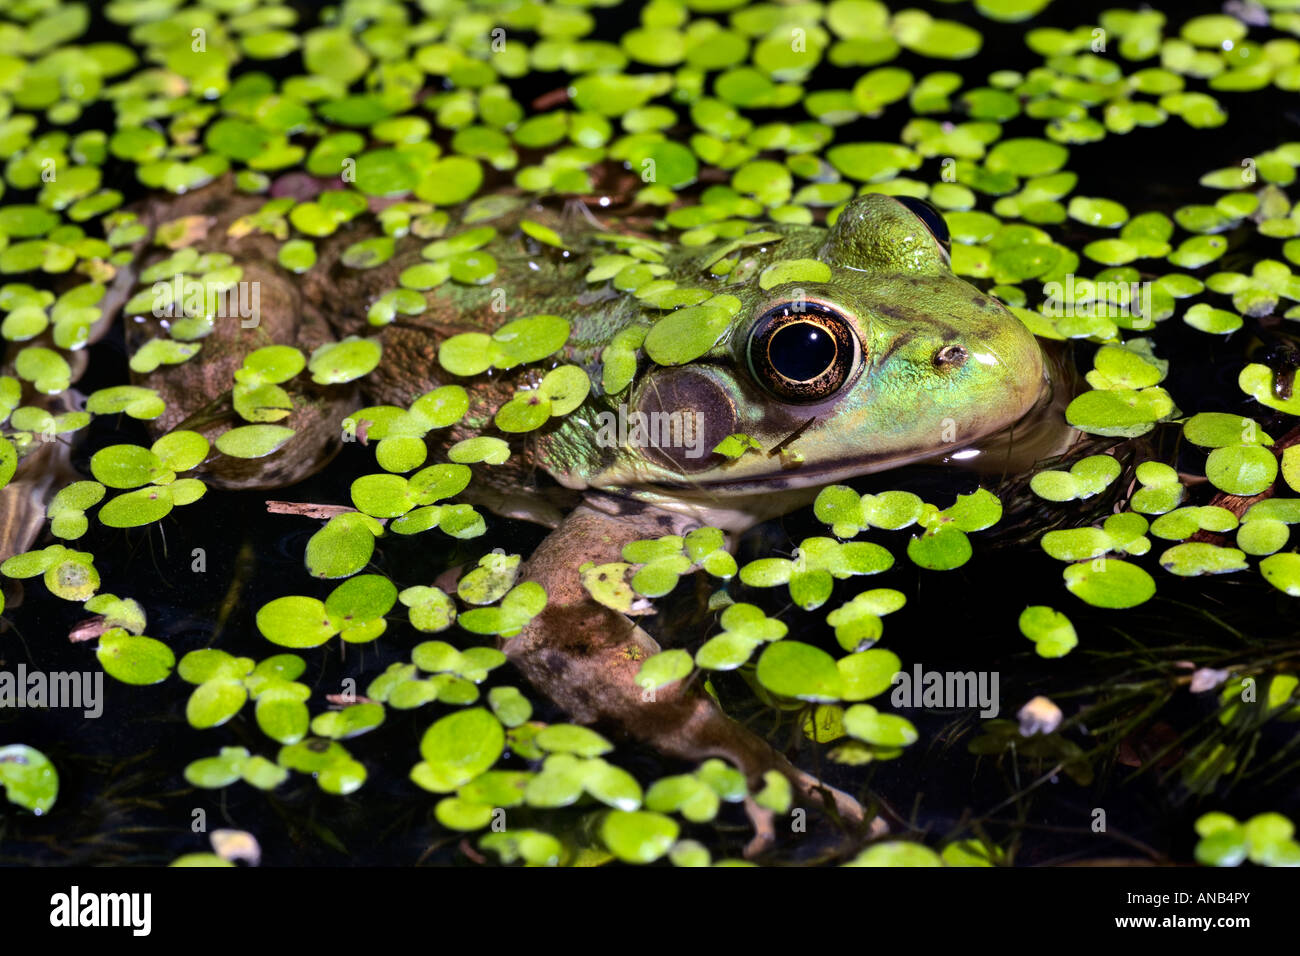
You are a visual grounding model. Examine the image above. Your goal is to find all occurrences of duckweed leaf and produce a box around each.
[96,629,174,685]
[844,704,919,748]
[308,337,381,385]
[215,425,295,459]
[488,687,534,729]
[839,649,902,701]
[1205,445,1278,496]
[636,649,694,690]
[1031,455,1121,502]
[304,512,378,579]
[416,708,505,792]
[1018,606,1078,658]
[1160,543,1248,577]
[1260,553,1300,597]
[600,810,678,864]
[756,641,842,703]
[1132,461,1186,514]
[0,745,58,815]
[1066,387,1175,438]
[256,596,336,648]
[1063,558,1156,609]
[845,841,941,867]
[907,524,972,570]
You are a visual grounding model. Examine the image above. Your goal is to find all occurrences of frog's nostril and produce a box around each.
[933,344,969,369]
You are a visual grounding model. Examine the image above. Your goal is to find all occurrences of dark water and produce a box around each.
[3,0,1299,866]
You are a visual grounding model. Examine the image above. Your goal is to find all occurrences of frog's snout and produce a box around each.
[986,316,1051,421]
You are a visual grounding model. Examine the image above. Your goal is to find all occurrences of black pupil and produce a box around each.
[770,322,836,382]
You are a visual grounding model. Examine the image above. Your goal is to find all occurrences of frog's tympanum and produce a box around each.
[99,176,1073,834]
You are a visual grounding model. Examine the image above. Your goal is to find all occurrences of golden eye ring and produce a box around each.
[747,301,862,404]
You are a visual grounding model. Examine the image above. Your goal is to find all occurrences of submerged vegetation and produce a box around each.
[0,0,1298,867]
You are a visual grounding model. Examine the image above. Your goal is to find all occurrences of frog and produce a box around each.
[46,173,1077,842]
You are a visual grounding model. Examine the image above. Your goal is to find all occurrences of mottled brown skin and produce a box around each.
[122,177,600,516]
[0,242,136,573]
[125,184,358,490]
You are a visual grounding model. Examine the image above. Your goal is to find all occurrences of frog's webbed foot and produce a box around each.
[504,498,872,846]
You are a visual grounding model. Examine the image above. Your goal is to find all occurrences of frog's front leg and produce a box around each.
[504,496,868,836]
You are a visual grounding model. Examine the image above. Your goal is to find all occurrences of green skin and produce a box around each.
[7,177,1070,844]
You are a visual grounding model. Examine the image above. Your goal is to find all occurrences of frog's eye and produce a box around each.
[893,196,951,254]
[747,302,861,405]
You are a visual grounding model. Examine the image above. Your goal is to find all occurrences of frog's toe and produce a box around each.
[742,796,777,859]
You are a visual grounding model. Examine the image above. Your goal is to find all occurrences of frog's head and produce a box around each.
[572,194,1053,501]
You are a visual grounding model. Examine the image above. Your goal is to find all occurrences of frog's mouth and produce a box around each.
[596,339,1077,506]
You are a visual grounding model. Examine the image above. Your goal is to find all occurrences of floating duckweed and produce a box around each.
[837,648,902,701]
[758,258,831,289]
[413,708,505,793]
[416,156,484,206]
[1183,303,1242,334]
[1168,235,1227,269]
[1030,455,1121,502]
[1194,811,1300,867]
[825,141,921,181]
[1238,518,1290,557]
[1183,413,1271,449]
[1160,542,1248,577]
[864,490,925,530]
[907,524,973,571]
[1068,196,1130,228]
[826,588,905,652]
[448,436,511,465]
[1260,553,1300,597]
[756,641,842,702]
[214,425,295,460]
[308,337,381,385]
[844,841,941,867]
[0,745,59,815]
[1205,444,1278,496]
[1181,15,1248,49]
[277,239,316,274]
[600,809,678,864]
[1063,558,1156,609]
[340,237,395,270]
[96,630,174,685]
[4,0,1300,869]
[440,315,570,375]
[985,137,1068,177]
[892,10,982,60]
[644,302,733,365]
[1065,386,1175,438]
[1018,606,1078,658]
[1133,463,1185,515]
[695,602,786,669]
[1150,506,1238,542]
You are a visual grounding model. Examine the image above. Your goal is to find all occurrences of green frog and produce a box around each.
[86,176,1076,836]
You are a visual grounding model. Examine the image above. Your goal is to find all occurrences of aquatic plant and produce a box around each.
[0,0,1297,869]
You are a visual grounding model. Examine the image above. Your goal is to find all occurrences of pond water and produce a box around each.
[1,0,1299,869]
